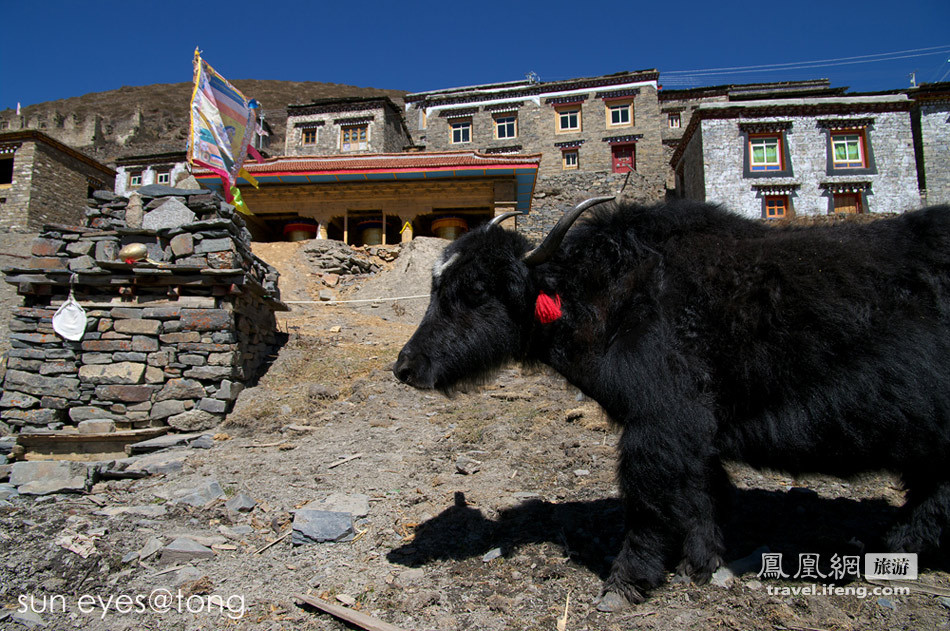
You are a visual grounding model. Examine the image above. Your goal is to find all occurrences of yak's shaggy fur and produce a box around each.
[394,200,950,606]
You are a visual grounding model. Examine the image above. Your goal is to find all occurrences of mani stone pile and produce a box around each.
[0,184,287,435]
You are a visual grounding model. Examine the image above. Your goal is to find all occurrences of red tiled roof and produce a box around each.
[193,151,541,176]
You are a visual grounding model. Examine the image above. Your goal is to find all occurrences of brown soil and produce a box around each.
[1,238,948,630]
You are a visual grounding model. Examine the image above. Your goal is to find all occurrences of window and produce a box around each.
[157,171,170,185]
[606,101,633,128]
[449,119,472,144]
[764,195,789,219]
[749,135,783,171]
[831,131,866,169]
[302,128,318,145]
[668,113,681,129]
[833,192,862,214]
[0,157,12,187]
[493,114,517,139]
[129,172,142,187]
[562,150,578,170]
[556,107,581,133]
[341,124,368,151]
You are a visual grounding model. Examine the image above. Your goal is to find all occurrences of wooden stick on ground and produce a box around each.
[294,593,409,631]
[327,453,363,469]
[254,529,291,554]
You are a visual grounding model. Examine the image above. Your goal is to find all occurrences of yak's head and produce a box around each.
[393,197,613,393]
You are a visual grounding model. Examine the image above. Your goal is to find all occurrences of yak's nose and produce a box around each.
[393,347,431,388]
[393,353,413,384]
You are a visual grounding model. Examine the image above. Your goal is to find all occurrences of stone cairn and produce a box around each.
[0,184,286,435]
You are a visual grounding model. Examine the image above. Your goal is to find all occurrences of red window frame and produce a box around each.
[830,130,868,169]
[764,195,789,219]
[749,133,783,172]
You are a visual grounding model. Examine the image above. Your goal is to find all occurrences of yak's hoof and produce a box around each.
[594,590,629,612]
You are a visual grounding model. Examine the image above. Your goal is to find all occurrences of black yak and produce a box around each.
[393,198,950,610]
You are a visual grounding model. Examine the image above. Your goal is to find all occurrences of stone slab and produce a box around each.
[160,537,214,564]
[10,461,90,495]
[142,198,197,231]
[292,509,355,545]
[174,480,226,507]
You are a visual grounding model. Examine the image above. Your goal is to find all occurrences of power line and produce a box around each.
[665,45,950,77]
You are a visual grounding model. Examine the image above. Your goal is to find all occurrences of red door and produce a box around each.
[612,144,635,173]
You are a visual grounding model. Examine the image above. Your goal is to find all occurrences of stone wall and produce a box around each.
[26,142,110,229]
[409,80,666,204]
[284,99,410,157]
[0,111,104,151]
[676,131,706,202]
[0,134,115,233]
[0,185,285,435]
[689,110,922,218]
[520,172,651,241]
[919,100,950,205]
[115,161,191,197]
[0,141,35,232]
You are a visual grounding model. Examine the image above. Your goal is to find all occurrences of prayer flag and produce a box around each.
[187,49,259,207]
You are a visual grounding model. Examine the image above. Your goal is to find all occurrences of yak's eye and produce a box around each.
[462,280,489,307]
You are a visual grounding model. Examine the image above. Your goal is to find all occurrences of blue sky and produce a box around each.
[1,0,948,111]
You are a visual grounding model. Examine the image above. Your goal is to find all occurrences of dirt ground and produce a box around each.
[1,238,949,630]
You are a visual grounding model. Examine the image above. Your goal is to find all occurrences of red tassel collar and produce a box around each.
[534,292,563,324]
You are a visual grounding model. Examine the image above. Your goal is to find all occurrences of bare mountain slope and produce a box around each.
[1,80,407,163]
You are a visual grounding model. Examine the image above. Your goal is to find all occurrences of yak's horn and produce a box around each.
[488,211,521,228]
[522,196,614,267]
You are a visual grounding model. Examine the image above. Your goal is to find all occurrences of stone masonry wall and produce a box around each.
[698,111,922,219]
[0,142,35,232]
[0,185,284,435]
[415,84,666,205]
[919,100,950,205]
[26,141,111,230]
[677,131,706,202]
[0,138,115,233]
[284,102,410,157]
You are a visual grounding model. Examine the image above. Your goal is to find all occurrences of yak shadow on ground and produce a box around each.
[389,488,947,580]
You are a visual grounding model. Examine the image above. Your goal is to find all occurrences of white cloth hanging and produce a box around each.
[52,289,87,341]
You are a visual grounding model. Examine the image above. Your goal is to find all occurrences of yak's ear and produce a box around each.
[523,196,613,267]
[503,254,533,301]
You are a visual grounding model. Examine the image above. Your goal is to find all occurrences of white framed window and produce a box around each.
[749,135,783,172]
[450,119,472,144]
[562,149,578,170]
[831,131,866,169]
[606,101,633,128]
[556,107,581,133]
[129,172,142,187]
[493,114,517,139]
[668,112,681,128]
[157,171,170,185]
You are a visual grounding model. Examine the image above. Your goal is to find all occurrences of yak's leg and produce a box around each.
[597,420,723,611]
[675,461,727,583]
[886,475,950,553]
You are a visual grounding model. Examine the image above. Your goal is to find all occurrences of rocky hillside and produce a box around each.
[0,80,407,164]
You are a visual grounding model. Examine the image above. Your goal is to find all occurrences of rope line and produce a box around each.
[284,294,430,306]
